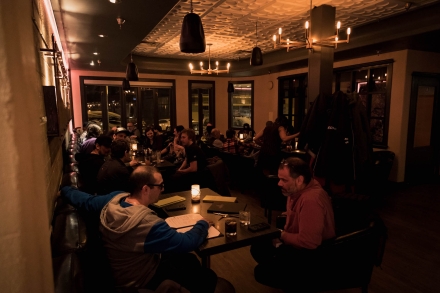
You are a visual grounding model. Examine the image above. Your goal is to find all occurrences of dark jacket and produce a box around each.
[75,152,106,194]
[299,91,372,189]
[96,158,133,194]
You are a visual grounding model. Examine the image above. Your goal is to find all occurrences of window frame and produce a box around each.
[80,76,176,133]
[333,60,393,148]
[227,80,254,130]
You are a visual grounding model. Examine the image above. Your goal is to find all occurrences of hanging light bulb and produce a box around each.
[180,0,206,53]
[250,21,263,66]
[126,54,139,81]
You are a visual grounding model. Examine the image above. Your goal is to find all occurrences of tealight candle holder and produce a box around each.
[239,133,244,140]
[191,184,200,203]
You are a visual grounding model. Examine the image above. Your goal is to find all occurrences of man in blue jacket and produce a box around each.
[61,166,216,293]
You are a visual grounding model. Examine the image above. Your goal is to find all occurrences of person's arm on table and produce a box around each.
[280,199,325,249]
[177,160,197,173]
[61,186,122,212]
[143,219,210,253]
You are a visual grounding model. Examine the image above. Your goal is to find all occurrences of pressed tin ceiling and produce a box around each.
[53,0,440,73]
[133,0,437,61]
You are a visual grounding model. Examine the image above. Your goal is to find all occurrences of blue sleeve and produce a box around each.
[143,220,209,253]
[61,186,122,212]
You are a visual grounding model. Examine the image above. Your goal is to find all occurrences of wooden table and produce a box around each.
[159,188,281,268]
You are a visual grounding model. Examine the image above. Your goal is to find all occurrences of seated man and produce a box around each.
[127,121,141,138]
[112,127,130,141]
[96,139,138,194]
[171,128,207,191]
[61,166,217,292]
[250,157,335,289]
[75,135,112,194]
[222,128,238,153]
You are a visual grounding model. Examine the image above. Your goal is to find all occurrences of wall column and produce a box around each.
[307,5,335,101]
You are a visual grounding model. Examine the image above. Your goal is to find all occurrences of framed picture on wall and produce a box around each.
[43,86,60,137]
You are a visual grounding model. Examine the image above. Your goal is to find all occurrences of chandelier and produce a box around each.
[189,44,230,75]
[272,0,351,51]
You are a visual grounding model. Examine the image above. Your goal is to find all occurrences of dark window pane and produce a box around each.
[370,118,384,143]
[371,93,386,118]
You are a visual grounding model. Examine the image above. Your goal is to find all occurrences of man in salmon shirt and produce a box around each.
[250,157,335,289]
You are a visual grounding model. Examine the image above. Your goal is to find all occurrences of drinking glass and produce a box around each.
[225,218,237,236]
[239,211,250,226]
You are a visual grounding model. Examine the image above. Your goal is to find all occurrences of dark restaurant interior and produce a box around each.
[1,0,440,292]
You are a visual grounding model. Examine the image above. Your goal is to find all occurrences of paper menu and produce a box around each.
[165,213,204,229]
[177,226,221,239]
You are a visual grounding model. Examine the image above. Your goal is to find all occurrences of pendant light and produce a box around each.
[126,54,139,81]
[122,78,130,92]
[227,83,235,93]
[180,0,206,53]
[250,22,263,66]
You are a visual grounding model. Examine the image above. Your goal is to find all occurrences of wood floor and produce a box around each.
[207,183,440,293]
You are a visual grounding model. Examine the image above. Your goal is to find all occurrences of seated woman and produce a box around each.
[222,129,238,153]
[142,127,163,152]
[161,125,185,159]
[255,116,300,174]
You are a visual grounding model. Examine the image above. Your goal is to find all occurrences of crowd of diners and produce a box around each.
[65,115,334,292]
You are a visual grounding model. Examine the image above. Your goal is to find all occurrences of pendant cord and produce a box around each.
[255,21,258,46]
[190,0,193,13]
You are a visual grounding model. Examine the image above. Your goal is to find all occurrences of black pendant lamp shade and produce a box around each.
[250,47,263,66]
[180,13,206,53]
[126,55,139,81]
[180,0,206,53]
[250,21,263,66]
[122,78,130,91]
[227,83,235,93]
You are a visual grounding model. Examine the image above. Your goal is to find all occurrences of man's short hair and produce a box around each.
[111,139,130,159]
[175,125,184,133]
[128,166,159,195]
[279,157,312,184]
[95,135,112,148]
[181,128,196,141]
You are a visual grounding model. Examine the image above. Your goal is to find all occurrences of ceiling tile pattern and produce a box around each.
[132,0,436,61]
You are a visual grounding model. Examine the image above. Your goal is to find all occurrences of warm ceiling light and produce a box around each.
[90,61,95,66]
[98,34,107,38]
[180,0,206,53]
[109,0,121,3]
[93,52,99,55]
[189,44,230,75]
[272,0,352,51]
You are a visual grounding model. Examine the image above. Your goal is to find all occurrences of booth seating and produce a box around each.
[254,214,387,293]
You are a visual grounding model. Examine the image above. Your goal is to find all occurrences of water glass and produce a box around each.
[239,211,250,226]
[156,151,161,163]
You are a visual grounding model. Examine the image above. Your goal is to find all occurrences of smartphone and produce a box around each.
[165,203,186,212]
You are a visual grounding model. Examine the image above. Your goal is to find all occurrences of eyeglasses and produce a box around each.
[148,182,164,189]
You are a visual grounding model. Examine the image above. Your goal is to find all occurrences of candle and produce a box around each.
[132,143,138,151]
[239,133,244,139]
[191,184,200,202]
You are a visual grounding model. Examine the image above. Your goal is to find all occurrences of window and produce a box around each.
[334,61,392,147]
[188,81,215,135]
[277,74,307,133]
[228,81,254,130]
[81,77,176,133]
